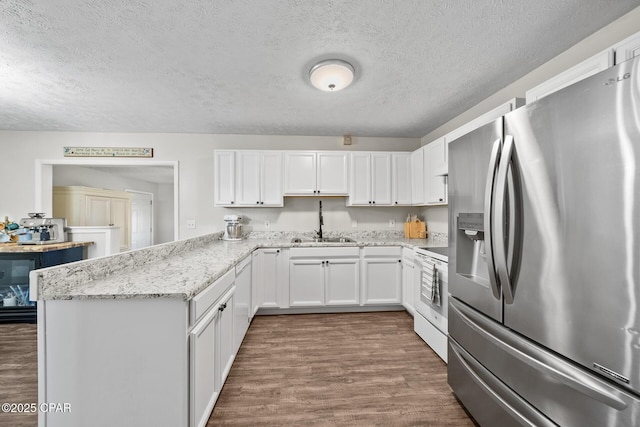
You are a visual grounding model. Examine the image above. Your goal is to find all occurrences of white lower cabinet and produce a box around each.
[289,259,325,306]
[217,289,235,390]
[289,247,360,307]
[361,247,402,304]
[234,255,251,353]
[252,248,288,310]
[401,248,415,314]
[325,259,360,305]
[189,306,218,427]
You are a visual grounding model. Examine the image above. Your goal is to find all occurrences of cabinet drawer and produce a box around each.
[190,268,234,325]
[289,247,359,259]
[362,246,402,258]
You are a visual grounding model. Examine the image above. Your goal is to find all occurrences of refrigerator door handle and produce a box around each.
[450,299,629,411]
[484,137,502,300]
[494,135,515,303]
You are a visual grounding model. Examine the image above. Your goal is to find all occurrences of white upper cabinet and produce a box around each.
[425,138,447,205]
[283,151,317,195]
[283,151,349,196]
[215,150,283,207]
[317,152,349,194]
[214,151,236,206]
[525,50,614,104]
[348,152,392,206]
[613,31,640,64]
[391,153,412,206]
[410,147,425,205]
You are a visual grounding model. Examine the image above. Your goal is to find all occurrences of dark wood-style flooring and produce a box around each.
[208,312,476,426]
[0,312,475,426]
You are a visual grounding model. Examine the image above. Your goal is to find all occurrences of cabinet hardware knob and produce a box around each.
[317,190,320,194]
[368,201,372,204]
[230,201,234,204]
[372,201,375,204]
[398,260,402,263]
[261,201,264,204]
[439,198,443,202]
[257,201,260,204]
[276,249,280,253]
[395,201,398,204]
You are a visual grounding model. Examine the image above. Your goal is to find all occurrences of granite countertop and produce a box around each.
[0,241,93,253]
[31,232,446,302]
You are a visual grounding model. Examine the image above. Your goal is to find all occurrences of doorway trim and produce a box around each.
[35,158,179,242]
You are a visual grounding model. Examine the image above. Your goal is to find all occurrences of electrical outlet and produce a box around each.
[351,219,358,228]
[186,220,196,229]
[264,220,271,228]
[389,219,396,227]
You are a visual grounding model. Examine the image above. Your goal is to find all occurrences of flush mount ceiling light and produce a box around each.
[309,59,355,92]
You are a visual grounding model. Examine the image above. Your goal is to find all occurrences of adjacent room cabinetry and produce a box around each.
[53,186,132,251]
[214,150,283,207]
[283,151,349,195]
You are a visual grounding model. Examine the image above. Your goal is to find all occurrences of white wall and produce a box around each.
[1,132,419,239]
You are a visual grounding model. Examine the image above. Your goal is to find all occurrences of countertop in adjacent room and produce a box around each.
[0,241,94,253]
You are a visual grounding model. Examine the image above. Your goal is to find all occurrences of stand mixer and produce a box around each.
[222,215,244,241]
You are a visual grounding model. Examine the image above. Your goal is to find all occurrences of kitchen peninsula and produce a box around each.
[31,231,445,427]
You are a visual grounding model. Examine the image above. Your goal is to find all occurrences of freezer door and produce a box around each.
[450,299,640,427]
[448,118,503,321]
[502,57,640,395]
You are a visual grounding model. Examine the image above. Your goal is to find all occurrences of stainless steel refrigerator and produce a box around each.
[448,56,640,426]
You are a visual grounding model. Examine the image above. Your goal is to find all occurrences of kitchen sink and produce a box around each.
[291,237,355,243]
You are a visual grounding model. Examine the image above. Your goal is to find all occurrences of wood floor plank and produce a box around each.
[0,322,38,427]
[208,312,476,426]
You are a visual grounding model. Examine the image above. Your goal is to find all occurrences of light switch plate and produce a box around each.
[186,220,196,229]
[351,219,357,228]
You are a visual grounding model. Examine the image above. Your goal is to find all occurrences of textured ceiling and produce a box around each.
[1,1,638,138]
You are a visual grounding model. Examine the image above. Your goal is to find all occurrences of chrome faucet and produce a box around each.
[315,200,324,239]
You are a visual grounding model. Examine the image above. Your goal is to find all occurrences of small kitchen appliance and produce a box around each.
[18,213,67,245]
[222,215,244,241]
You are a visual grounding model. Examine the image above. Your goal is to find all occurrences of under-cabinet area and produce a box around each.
[32,235,446,427]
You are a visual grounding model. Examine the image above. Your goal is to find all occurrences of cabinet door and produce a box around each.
[371,153,392,205]
[348,153,371,205]
[257,248,282,308]
[391,153,412,205]
[216,290,235,390]
[401,253,415,314]
[234,258,251,353]
[411,147,425,205]
[214,151,236,206]
[317,152,349,195]
[289,259,324,306]
[189,308,218,427]
[325,259,360,306]
[110,197,132,251]
[261,152,283,206]
[235,151,261,206]
[85,195,111,226]
[362,258,402,304]
[426,139,447,205]
[284,152,317,195]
